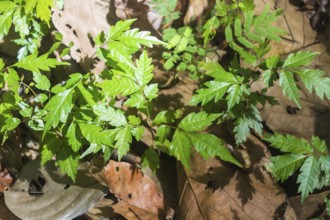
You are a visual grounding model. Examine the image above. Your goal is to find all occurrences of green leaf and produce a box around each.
[108,19,136,39]
[132,126,144,141]
[18,101,32,118]
[77,83,96,106]
[190,81,231,106]
[156,125,170,143]
[225,25,233,43]
[170,130,191,169]
[267,154,307,182]
[142,148,160,173]
[120,28,164,48]
[266,55,280,69]
[234,18,242,37]
[296,69,330,100]
[233,106,263,144]
[115,126,132,160]
[66,122,82,152]
[56,148,79,181]
[79,123,102,145]
[36,0,54,26]
[283,51,319,68]
[262,70,277,87]
[297,156,320,202]
[0,1,16,13]
[98,77,139,97]
[226,84,241,111]
[107,42,134,68]
[188,133,242,167]
[311,136,327,155]
[263,133,313,154]
[92,104,127,126]
[144,83,158,100]
[25,0,37,14]
[135,51,153,86]
[153,110,176,125]
[179,112,220,132]
[199,61,237,83]
[14,52,68,73]
[124,93,146,109]
[43,89,74,138]
[0,11,13,38]
[33,72,50,91]
[41,134,62,165]
[279,70,301,108]
[203,16,220,45]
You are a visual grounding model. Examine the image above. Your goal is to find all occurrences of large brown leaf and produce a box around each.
[176,136,295,219]
[95,160,165,218]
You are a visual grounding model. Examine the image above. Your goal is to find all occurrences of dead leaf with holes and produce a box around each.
[176,135,296,219]
[95,160,165,219]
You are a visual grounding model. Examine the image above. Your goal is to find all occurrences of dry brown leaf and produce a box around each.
[0,167,13,192]
[176,136,294,220]
[112,200,158,220]
[96,160,164,215]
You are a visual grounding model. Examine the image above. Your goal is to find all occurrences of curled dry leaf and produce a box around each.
[96,160,164,217]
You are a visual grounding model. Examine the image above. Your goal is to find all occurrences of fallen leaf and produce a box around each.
[176,135,295,219]
[112,200,158,220]
[4,160,107,220]
[96,160,164,216]
[0,167,13,192]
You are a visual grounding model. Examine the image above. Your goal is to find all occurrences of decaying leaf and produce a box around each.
[4,160,107,220]
[176,135,295,219]
[112,200,158,220]
[95,160,164,216]
[0,166,13,192]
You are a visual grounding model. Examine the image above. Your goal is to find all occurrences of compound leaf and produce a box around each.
[14,52,68,72]
[135,51,153,86]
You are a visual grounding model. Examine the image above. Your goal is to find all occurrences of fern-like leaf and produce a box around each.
[134,51,153,86]
[283,51,319,68]
[296,69,330,100]
[14,52,68,72]
[190,81,231,105]
[279,70,301,108]
[108,19,136,39]
[264,133,313,154]
[43,89,74,138]
[115,126,133,161]
[179,112,220,132]
[188,133,242,167]
[297,156,320,202]
[267,154,307,182]
[120,28,164,49]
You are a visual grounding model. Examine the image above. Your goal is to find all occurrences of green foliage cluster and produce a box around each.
[265,134,330,202]
[150,0,180,25]
[0,0,329,206]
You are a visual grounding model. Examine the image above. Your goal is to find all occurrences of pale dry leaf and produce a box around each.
[112,200,159,220]
[96,160,164,214]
